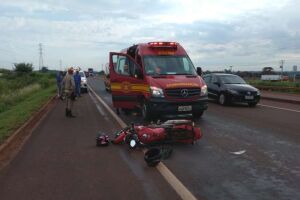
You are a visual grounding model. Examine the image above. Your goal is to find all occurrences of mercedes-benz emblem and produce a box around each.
[247,91,251,95]
[181,89,189,97]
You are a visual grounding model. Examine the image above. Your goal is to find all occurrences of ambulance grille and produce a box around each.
[165,88,201,98]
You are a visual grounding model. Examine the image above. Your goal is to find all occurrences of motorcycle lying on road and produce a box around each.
[112,120,202,148]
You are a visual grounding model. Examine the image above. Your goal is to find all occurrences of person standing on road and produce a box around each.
[56,71,63,98]
[74,70,81,97]
[63,67,76,118]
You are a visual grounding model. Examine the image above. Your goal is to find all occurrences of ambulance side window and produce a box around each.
[114,55,137,77]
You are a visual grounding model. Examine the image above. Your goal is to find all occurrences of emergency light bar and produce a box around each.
[148,42,178,48]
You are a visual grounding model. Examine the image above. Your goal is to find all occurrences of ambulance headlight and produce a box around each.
[150,86,164,98]
[201,85,208,96]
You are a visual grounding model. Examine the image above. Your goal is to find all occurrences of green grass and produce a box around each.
[248,80,300,87]
[0,86,55,144]
[247,79,300,93]
[0,84,42,113]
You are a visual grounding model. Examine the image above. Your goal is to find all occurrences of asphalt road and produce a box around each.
[88,76,300,200]
[0,89,179,200]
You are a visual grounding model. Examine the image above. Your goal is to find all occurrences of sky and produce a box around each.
[0,0,299,71]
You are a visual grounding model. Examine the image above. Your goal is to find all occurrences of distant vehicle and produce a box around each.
[203,73,260,107]
[109,41,208,120]
[88,68,94,76]
[261,75,282,81]
[79,71,88,93]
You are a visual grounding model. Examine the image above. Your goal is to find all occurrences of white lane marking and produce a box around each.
[88,86,127,128]
[88,92,105,115]
[88,86,197,200]
[258,104,300,113]
[88,90,111,122]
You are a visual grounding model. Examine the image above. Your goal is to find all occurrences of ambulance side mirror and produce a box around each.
[134,67,143,79]
[196,67,203,76]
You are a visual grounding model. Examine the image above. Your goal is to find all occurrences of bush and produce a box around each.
[14,63,33,74]
[0,80,4,95]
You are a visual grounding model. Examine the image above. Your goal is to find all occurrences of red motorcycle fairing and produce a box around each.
[135,126,166,144]
[112,131,126,144]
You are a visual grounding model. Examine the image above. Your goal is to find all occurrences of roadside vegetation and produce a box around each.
[248,79,300,93]
[0,63,56,143]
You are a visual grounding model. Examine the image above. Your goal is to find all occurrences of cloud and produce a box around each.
[0,0,299,71]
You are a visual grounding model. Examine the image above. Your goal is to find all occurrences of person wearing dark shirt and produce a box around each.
[74,70,81,97]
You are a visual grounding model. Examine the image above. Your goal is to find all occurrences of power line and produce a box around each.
[39,43,43,71]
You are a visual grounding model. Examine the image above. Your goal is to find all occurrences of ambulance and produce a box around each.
[109,42,208,120]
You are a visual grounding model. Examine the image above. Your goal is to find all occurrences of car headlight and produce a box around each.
[81,80,87,84]
[227,89,239,95]
[201,85,208,96]
[150,86,164,98]
[257,90,260,95]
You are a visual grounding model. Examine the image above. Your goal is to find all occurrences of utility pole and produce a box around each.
[293,65,297,82]
[39,43,43,71]
[279,60,284,79]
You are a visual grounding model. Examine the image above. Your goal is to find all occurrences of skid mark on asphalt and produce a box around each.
[258,104,300,113]
[88,85,197,200]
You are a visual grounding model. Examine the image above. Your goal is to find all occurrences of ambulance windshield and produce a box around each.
[143,55,197,76]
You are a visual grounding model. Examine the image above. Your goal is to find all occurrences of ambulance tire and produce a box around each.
[192,111,203,120]
[142,101,152,121]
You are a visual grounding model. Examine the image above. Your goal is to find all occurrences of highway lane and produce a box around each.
[88,76,300,200]
[0,90,180,200]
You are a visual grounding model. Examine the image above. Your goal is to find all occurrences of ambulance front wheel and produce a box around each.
[142,101,152,121]
[192,111,204,120]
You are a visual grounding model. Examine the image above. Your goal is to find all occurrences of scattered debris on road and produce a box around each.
[96,133,110,146]
[230,150,246,155]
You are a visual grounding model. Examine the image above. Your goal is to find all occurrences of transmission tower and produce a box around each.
[39,43,43,71]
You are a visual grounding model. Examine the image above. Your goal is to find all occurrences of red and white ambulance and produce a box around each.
[109,42,208,120]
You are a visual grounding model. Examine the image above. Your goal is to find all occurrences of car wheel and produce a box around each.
[219,93,227,105]
[142,101,152,121]
[192,111,204,120]
[248,102,257,107]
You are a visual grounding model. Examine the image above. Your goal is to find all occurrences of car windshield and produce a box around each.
[219,75,246,84]
[143,55,197,76]
[79,72,85,77]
